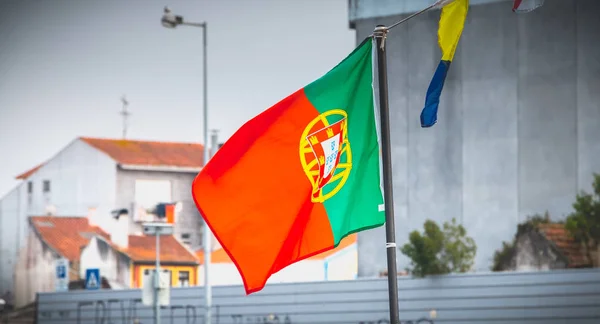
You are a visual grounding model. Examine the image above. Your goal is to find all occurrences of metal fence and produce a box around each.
[36,268,600,324]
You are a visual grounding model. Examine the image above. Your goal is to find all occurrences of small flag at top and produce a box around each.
[513,0,545,13]
[420,0,469,128]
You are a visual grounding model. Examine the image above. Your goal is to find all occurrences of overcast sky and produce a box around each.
[0,0,356,197]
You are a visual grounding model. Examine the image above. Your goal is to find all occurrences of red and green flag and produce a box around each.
[192,38,385,294]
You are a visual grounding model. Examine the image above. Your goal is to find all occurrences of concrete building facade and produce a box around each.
[348,0,600,275]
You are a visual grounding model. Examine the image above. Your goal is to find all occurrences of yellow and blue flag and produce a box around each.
[420,0,469,128]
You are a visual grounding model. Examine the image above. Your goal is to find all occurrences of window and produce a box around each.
[181,233,191,246]
[43,180,51,193]
[178,271,190,287]
[27,181,33,205]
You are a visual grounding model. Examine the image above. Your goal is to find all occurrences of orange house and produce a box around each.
[18,215,199,301]
[79,228,200,289]
[126,235,199,288]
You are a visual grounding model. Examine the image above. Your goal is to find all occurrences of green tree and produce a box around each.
[565,173,600,266]
[400,218,476,277]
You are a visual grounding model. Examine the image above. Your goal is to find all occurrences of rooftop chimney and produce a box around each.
[111,209,129,249]
[45,204,57,216]
[87,207,98,227]
[210,130,219,158]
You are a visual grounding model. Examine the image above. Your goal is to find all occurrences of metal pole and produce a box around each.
[155,233,161,324]
[201,22,212,324]
[373,25,401,324]
[0,200,3,296]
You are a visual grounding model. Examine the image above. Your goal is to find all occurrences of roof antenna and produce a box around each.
[120,95,130,139]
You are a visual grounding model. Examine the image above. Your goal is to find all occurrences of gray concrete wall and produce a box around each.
[351,0,600,276]
[115,169,203,251]
[35,268,600,323]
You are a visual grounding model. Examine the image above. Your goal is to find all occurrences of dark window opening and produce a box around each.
[181,233,192,245]
[178,271,190,287]
[43,180,51,193]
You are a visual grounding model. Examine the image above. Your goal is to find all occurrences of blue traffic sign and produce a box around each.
[85,268,100,290]
[56,263,66,279]
[55,258,69,292]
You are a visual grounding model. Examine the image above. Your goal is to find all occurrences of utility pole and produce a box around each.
[161,8,211,323]
[0,200,3,296]
[143,222,173,324]
[155,232,161,324]
[210,130,219,158]
[120,95,130,139]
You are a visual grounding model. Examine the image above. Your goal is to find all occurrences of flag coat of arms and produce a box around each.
[192,38,385,294]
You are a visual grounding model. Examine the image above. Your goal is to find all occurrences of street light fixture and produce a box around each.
[160,7,179,28]
[160,6,212,324]
[161,6,206,28]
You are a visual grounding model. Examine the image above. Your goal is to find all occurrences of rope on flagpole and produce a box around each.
[369,0,454,36]
[387,3,437,30]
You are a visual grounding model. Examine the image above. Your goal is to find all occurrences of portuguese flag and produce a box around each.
[192,37,384,294]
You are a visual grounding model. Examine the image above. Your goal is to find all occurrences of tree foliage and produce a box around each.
[400,218,476,277]
[565,173,600,265]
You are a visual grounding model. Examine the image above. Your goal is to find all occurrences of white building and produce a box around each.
[14,212,199,308]
[196,234,359,287]
[0,136,212,303]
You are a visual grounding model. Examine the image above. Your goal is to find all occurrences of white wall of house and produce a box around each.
[198,263,243,287]
[115,169,204,251]
[0,183,27,299]
[268,260,329,283]
[0,138,117,300]
[323,244,358,281]
[13,227,59,308]
[23,139,118,232]
[79,236,131,288]
[197,245,358,287]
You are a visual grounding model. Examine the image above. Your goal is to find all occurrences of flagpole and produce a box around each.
[373,25,401,324]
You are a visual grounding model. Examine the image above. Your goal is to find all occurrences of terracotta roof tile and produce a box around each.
[15,164,44,180]
[31,216,198,265]
[30,216,110,261]
[126,235,198,264]
[16,137,205,179]
[537,223,590,268]
[195,234,357,264]
[80,137,204,168]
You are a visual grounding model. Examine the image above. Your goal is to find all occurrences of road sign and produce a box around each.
[142,269,171,306]
[85,268,100,290]
[142,222,174,236]
[54,258,69,292]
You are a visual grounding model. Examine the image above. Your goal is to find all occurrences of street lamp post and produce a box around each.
[143,222,174,324]
[160,6,212,324]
